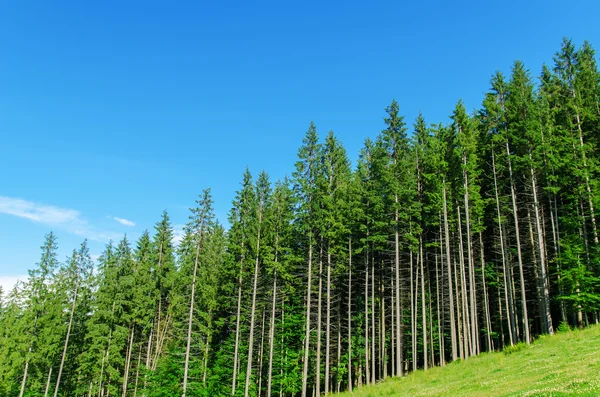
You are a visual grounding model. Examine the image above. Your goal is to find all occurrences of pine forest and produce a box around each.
[2,38,600,397]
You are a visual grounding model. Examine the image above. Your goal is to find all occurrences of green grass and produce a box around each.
[339,324,600,396]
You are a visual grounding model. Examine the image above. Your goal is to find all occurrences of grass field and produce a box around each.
[339,324,600,396]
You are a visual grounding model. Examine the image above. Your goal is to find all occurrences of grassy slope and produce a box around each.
[339,324,600,397]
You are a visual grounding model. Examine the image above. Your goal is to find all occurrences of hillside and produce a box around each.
[339,325,600,397]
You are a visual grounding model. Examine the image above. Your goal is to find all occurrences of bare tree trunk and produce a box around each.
[44,366,53,397]
[347,238,353,392]
[506,140,530,344]
[19,313,39,397]
[492,149,515,346]
[436,235,445,366]
[381,270,387,379]
[394,202,402,376]
[133,348,141,397]
[462,160,478,357]
[420,238,428,370]
[480,233,492,352]
[301,240,313,397]
[457,206,470,359]
[267,271,277,397]
[390,270,395,376]
[364,248,370,386]
[19,345,32,397]
[54,279,79,397]
[232,241,245,396]
[142,327,152,396]
[122,325,135,397]
[245,212,264,397]
[325,248,332,394]
[529,153,554,334]
[315,243,323,396]
[202,315,211,386]
[183,224,205,397]
[442,184,457,361]
[257,310,266,396]
[371,255,376,382]
[411,250,416,371]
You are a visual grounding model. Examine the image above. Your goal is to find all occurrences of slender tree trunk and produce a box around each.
[245,214,263,397]
[394,201,402,376]
[411,251,416,371]
[364,248,370,385]
[480,233,492,352]
[529,153,554,334]
[19,344,32,397]
[420,238,428,370]
[19,313,39,397]
[122,325,135,397]
[142,327,152,396]
[506,139,530,344]
[442,184,457,361]
[316,243,323,396]
[44,366,53,397]
[381,270,387,379]
[133,348,141,397]
[301,240,313,397]
[325,248,332,394]
[54,279,79,397]
[267,271,277,397]
[457,206,470,359]
[183,226,205,397]
[462,160,478,357]
[232,240,246,396]
[391,270,395,376]
[436,233,445,366]
[203,315,211,386]
[347,237,353,392]
[492,149,515,346]
[257,310,266,397]
[371,255,376,382]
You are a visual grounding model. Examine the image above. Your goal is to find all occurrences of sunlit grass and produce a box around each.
[339,324,600,396]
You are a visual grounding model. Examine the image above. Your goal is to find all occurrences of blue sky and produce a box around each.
[1,0,599,290]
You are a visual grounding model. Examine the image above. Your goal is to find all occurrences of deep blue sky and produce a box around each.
[1,0,599,289]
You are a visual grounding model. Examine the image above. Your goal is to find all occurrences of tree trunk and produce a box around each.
[371,255,376,382]
[347,237,353,392]
[325,248,332,394]
[420,238,427,370]
[245,212,263,397]
[462,158,478,356]
[442,183,457,361]
[316,243,323,396]
[457,205,470,359]
[44,366,53,397]
[54,278,79,397]
[267,271,277,397]
[394,201,402,376]
[506,139,530,344]
[301,240,313,397]
[122,325,135,397]
[232,241,245,396]
[492,149,515,346]
[411,251,416,371]
[529,153,554,334]
[257,310,266,396]
[364,247,370,385]
[183,226,205,397]
[480,233,492,352]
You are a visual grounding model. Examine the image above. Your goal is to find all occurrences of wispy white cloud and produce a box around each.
[0,196,121,242]
[0,275,25,293]
[113,217,136,227]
